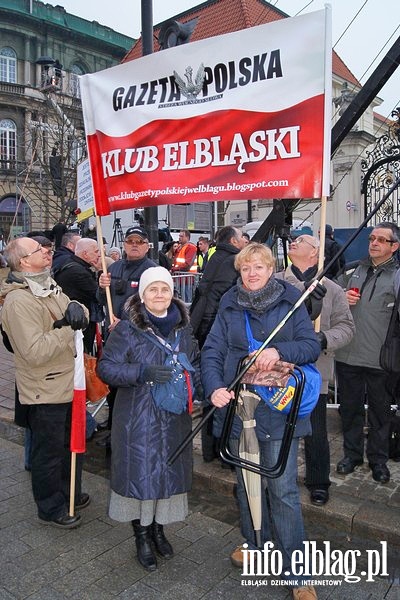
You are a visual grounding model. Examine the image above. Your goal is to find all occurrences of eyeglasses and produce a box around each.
[125,238,148,246]
[292,237,317,249]
[368,235,396,244]
[21,244,54,259]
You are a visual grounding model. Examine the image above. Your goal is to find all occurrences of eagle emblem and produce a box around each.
[173,64,205,100]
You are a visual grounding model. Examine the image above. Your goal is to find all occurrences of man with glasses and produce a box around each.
[97,227,156,447]
[276,234,354,506]
[335,222,400,484]
[0,237,89,528]
[98,227,156,329]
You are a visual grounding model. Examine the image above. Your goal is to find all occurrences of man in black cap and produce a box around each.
[98,226,156,329]
[97,227,156,447]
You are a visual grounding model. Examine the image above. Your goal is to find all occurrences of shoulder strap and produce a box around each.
[385,288,400,340]
[140,328,181,354]
[52,260,75,279]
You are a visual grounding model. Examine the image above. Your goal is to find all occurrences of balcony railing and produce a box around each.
[0,81,25,95]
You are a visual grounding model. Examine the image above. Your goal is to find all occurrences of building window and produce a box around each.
[0,47,17,83]
[0,119,17,170]
[69,64,85,98]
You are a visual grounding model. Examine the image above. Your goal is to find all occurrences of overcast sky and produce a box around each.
[45,0,399,119]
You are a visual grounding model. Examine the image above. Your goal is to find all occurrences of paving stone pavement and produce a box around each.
[0,435,399,600]
[1,341,400,598]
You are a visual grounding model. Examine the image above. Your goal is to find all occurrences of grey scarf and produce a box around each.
[12,269,60,298]
[237,275,283,313]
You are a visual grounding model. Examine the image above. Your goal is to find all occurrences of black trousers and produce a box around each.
[304,393,330,490]
[336,361,392,465]
[27,403,83,520]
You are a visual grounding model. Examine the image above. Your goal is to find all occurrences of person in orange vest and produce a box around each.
[171,230,197,273]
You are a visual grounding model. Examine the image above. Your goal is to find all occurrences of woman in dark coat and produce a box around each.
[97,266,201,572]
[201,243,320,600]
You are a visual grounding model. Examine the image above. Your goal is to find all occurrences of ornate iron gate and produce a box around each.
[361,108,400,223]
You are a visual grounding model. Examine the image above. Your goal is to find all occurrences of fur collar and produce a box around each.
[124,293,190,331]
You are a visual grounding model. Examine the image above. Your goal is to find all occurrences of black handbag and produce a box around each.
[379,288,400,373]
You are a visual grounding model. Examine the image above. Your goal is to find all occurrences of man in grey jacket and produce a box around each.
[277,234,355,505]
[335,222,399,484]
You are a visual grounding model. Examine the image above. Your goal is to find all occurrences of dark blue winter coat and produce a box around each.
[201,279,320,441]
[97,295,201,500]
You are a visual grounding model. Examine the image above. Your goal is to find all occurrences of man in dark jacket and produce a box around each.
[54,238,101,354]
[321,224,345,279]
[51,232,81,277]
[335,222,400,484]
[190,226,245,348]
[190,225,245,462]
[98,226,156,328]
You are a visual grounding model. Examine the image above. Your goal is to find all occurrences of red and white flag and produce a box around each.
[70,331,86,454]
[80,9,331,215]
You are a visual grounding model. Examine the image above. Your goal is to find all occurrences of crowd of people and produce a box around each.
[0,220,399,600]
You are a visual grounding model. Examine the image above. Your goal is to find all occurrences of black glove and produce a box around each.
[304,281,327,321]
[141,365,174,384]
[316,331,327,350]
[53,301,88,331]
[305,280,327,300]
[194,384,204,403]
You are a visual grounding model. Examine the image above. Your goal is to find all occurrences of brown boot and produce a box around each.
[230,544,245,567]
[292,585,317,600]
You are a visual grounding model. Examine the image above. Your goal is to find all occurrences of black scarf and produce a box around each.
[290,264,318,282]
[237,275,283,313]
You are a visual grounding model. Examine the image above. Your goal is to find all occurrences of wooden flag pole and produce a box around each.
[69,453,76,516]
[95,214,115,322]
[314,195,328,333]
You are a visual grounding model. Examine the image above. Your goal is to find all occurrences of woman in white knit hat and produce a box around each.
[97,266,202,572]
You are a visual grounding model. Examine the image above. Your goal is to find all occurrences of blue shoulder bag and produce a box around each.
[243,311,321,418]
[141,330,195,415]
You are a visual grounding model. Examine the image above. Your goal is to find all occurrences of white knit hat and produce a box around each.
[138,266,174,300]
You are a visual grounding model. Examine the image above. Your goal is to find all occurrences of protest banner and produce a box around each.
[80,9,331,216]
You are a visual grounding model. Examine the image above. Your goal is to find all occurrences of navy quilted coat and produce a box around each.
[97,295,201,500]
[201,280,321,441]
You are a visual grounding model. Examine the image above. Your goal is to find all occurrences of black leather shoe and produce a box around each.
[369,463,390,484]
[150,522,174,559]
[39,513,81,529]
[75,493,91,510]
[336,456,363,475]
[310,489,329,506]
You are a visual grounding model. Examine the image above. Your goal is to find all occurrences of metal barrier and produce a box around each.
[172,272,202,304]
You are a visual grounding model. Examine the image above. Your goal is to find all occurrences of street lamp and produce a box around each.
[36,56,63,91]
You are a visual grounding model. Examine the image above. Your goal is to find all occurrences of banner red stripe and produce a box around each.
[70,389,86,454]
[87,95,324,215]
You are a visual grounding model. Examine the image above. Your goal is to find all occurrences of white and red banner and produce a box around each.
[80,9,331,216]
